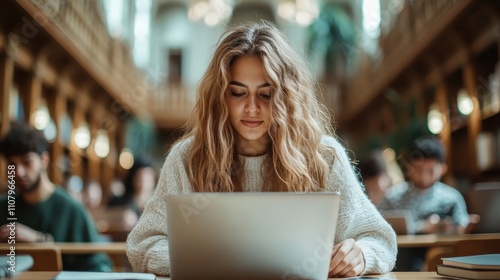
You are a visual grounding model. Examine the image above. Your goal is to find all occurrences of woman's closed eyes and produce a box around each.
[229,90,272,101]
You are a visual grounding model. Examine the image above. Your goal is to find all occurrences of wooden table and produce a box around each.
[4,234,500,274]
[12,271,446,280]
[397,233,500,248]
[397,233,500,271]
[0,242,126,254]
[4,233,499,255]
[1,242,129,271]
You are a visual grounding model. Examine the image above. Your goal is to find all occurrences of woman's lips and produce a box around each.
[241,120,263,127]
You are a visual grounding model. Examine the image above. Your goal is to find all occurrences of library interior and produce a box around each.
[0,0,499,279]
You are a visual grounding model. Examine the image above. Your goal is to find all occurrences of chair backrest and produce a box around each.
[453,239,500,256]
[0,245,62,271]
[424,238,500,271]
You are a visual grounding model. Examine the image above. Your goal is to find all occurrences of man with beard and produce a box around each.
[0,121,112,271]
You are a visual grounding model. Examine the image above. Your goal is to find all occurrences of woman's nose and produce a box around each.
[245,96,259,113]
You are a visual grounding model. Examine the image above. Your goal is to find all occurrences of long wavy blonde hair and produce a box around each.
[179,21,336,192]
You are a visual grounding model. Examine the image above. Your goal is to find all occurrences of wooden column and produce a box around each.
[48,90,66,185]
[87,116,101,184]
[100,111,118,204]
[0,54,14,136]
[436,82,452,172]
[463,62,481,178]
[0,54,14,191]
[69,101,85,178]
[19,72,42,125]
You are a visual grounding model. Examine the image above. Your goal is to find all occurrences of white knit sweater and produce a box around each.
[126,136,397,276]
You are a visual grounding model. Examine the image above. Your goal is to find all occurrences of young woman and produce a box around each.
[126,22,397,277]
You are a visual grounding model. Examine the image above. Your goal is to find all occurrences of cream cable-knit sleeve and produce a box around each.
[126,139,193,275]
[322,136,397,274]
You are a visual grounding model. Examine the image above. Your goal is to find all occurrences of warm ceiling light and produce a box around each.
[33,104,51,130]
[278,0,319,26]
[188,0,232,26]
[427,103,444,135]
[457,89,474,116]
[94,130,110,159]
[74,123,91,149]
[119,148,134,170]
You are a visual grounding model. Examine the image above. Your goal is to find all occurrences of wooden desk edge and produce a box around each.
[16,271,444,280]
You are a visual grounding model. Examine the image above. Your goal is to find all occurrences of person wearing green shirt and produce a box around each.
[0,121,112,271]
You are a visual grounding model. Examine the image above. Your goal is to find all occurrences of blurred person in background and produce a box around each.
[0,121,112,271]
[358,150,392,207]
[379,136,479,271]
[379,137,474,234]
[61,170,84,203]
[108,157,156,230]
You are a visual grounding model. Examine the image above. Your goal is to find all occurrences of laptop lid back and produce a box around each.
[167,193,340,280]
[469,182,500,233]
[381,210,410,235]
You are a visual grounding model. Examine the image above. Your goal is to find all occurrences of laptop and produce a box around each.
[380,210,411,235]
[469,182,500,233]
[166,193,340,280]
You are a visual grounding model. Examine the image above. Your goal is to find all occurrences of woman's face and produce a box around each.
[226,55,272,156]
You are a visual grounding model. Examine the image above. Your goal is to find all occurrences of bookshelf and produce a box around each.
[339,0,500,186]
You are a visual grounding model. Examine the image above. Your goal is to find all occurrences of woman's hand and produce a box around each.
[328,238,365,277]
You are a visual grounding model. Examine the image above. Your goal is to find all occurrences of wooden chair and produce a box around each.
[423,246,455,271]
[424,238,500,271]
[0,245,63,271]
[453,239,500,256]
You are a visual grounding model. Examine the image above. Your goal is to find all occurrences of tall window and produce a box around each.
[103,0,125,38]
[133,0,152,68]
[361,0,380,55]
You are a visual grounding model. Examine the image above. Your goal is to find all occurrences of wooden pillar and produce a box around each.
[19,72,42,126]
[100,112,117,204]
[436,82,452,172]
[463,62,481,178]
[48,91,66,185]
[87,116,101,184]
[101,157,114,205]
[0,55,14,136]
[0,54,14,191]
[69,101,85,178]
